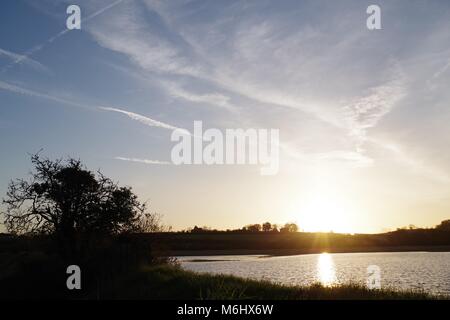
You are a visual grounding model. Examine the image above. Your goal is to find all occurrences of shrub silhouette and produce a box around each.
[436,219,450,231]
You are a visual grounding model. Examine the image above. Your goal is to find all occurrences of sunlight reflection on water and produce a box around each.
[317,253,337,286]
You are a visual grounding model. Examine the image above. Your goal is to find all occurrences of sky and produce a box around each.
[1,0,450,233]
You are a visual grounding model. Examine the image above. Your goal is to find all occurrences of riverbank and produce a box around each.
[98,264,439,299]
[169,245,450,256]
[0,248,445,299]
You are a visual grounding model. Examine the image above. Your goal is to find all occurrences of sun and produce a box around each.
[284,167,359,234]
[301,196,350,233]
[288,190,357,234]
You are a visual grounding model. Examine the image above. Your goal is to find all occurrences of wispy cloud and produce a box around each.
[314,150,374,168]
[84,0,369,128]
[163,81,236,111]
[88,0,201,78]
[0,80,91,109]
[279,142,374,169]
[432,58,450,80]
[104,62,237,112]
[0,48,49,73]
[368,137,450,185]
[2,0,126,73]
[115,156,171,165]
[99,106,189,134]
[0,80,188,138]
[342,69,406,153]
[85,0,416,170]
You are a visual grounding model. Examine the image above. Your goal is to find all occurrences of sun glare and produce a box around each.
[287,178,357,234]
[317,253,337,286]
[300,196,353,233]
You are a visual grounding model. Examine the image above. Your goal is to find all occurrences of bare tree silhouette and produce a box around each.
[1,153,160,256]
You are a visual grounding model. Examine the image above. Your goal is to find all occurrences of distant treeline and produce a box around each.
[135,220,450,254]
[186,222,299,233]
[181,220,450,234]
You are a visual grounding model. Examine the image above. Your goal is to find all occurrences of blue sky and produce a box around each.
[1,0,450,233]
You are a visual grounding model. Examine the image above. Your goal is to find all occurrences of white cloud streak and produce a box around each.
[0,48,49,73]
[0,80,90,109]
[342,74,406,152]
[115,156,171,165]
[368,137,450,185]
[2,0,126,73]
[99,106,189,134]
[432,58,450,80]
[163,81,236,111]
[0,80,186,138]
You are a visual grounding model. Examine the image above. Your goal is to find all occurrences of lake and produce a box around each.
[178,252,450,296]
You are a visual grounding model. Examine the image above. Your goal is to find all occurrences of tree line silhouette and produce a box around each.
[182,221,450,234]
[187,222,299,233]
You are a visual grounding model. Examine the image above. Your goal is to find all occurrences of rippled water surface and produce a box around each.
[178,252,450,295]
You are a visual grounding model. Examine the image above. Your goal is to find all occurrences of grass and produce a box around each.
[97,264,440,300]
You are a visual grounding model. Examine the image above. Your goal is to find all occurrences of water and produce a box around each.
[178,252,450,296]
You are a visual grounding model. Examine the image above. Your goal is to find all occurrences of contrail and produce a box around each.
[0,80,188,136]
[0,48,49,73]
[2,0,126,73]
[0,80,91,110]
[99,106,189,134]
[115,157,171,165]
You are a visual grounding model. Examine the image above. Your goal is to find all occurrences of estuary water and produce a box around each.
[178,252,450,296]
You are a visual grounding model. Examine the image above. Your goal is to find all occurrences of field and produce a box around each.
[146,229,450,256]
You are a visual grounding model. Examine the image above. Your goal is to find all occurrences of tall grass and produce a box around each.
[98,264,440,300]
